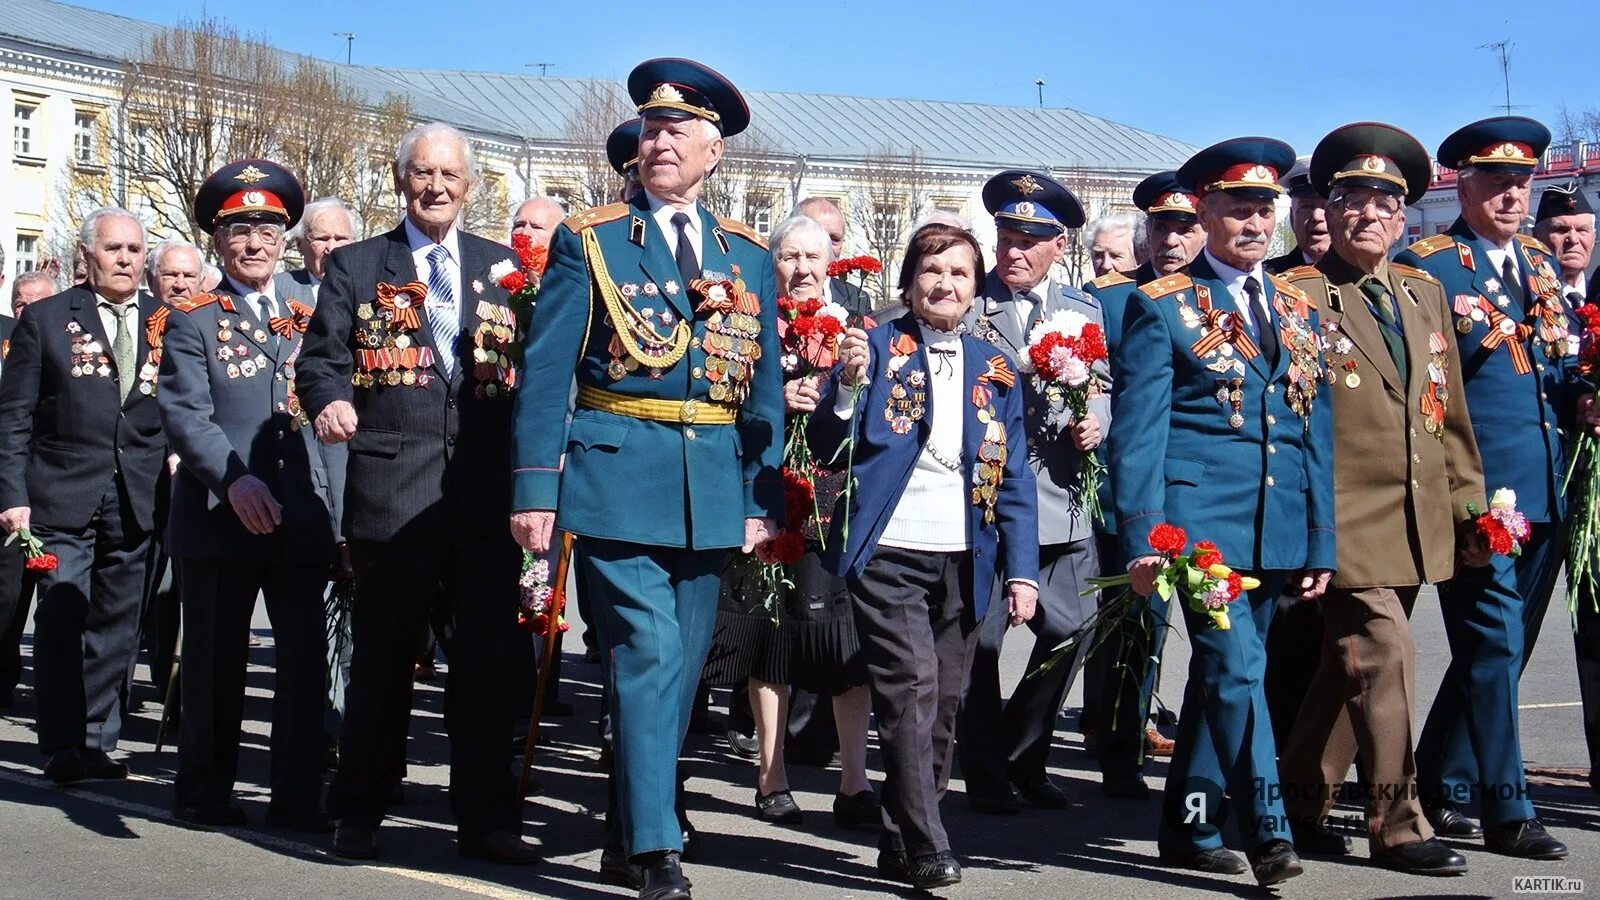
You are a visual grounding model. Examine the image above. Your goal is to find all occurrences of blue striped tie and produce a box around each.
[426,244,458,377]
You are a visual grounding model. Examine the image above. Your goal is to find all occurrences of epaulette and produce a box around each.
[1390,262,1438,284]
[1270,274,1316,309]
[562,203,629,233]
[1140,273,1192,300]
[169,293,221,314]
[715,215,768,250]
[1406,234,1455,258]
[1281,264,1321,283]
[1514,233,1552,255]
[1090,270,1133,290]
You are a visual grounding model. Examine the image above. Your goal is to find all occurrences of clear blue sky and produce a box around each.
[77,0,1600,156]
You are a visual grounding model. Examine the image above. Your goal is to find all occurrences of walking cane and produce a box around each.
[154,624,182,753]
[517,531,574,799]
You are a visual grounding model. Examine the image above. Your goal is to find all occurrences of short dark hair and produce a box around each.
[896,222,985,303]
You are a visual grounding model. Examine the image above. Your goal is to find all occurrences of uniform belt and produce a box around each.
[576,384,736,425]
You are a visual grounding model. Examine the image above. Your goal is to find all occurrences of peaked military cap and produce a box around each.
[1131,171,1198,222]
[1437,116,1550,174]
[194,159,305,230]
[1534,179,1595,222]
[983,170,1086,237]
[607,118,643,176]
[628,57,750,137]
[1177,137,1296,201]
[1310,121,1431,206]
[1280,160,1320,199]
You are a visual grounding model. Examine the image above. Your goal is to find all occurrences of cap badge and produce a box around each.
[650,83,685,104]
[1160,192,1194,211]
[1360,155,1385,172]
[1012,174,1043,196]
[243,190,265,206]
[1015,201,1036,218]
[1242,165,1274,184]
[1488,143,1521,159]
[235,165,268,184]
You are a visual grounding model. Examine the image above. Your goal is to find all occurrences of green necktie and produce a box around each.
[110,302,134,402]
[1359,277,1407,386]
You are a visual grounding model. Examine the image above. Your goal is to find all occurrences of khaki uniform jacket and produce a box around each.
[1287,252,1486,589]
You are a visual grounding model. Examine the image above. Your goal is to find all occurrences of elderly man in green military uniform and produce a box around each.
[510,58,783,900]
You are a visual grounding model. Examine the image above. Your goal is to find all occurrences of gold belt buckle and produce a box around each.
[680,399,700,424]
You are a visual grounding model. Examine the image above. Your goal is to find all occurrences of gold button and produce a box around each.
[1536,363,1546,372]
[1027,437,1036,448]
[1266,415,1277,426]
[1267,445,1277,455]
[685,427,697,441]
[1412,453,1421,464]
[1267,385,1276,394]
[692,366,704,379]
[1266,476,1276,487]
[1411,479,1419,488]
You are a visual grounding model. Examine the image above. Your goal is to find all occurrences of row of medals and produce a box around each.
[701,314,759,405]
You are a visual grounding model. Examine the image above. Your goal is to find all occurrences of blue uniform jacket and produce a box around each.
[1393,218,1582,524]
[510,194,784,549]
[1108,253,1336,572]
[1084,260,1163,534]
[806,314,1039,620]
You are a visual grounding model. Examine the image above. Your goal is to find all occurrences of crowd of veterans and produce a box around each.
[0,53,1598,899]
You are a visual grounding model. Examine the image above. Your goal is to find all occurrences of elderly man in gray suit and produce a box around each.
[958,171,1107,813]
[281,197,358,301]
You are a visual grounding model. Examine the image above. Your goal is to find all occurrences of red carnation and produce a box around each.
[1224,571,1244,599]
[1148,523,1187,556]
[24,552,58,573]
[499,269,528,293]
[1193,540,1223,570]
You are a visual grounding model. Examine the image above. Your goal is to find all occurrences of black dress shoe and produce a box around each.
[1424,805,1483,839]
[265,807,335,833]
[1372,837,1468,875]
[332,825,378,859]
[906,851,961,890]
[459,830,542,865]
[724,729,760,760]
[1248,839,1304,886]
[599,846,642,890]
[174,804,248,828]
[542,699,574,717]
[43,750,86,785]
[581,646,601,664]
[876,849,910,883]
[833,789,881,829]
[1101,775,1150,800]
[82,750,129,781]
[968,789,1019,814]
[1158,846,1248,874]
[1292,823,1351,857]
[638,850,691,900]
[1485,819,1568,860]
[1011,775,1070,809]
[755,789,803,824]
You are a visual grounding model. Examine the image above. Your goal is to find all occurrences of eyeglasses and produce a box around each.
[1331,191,1402,220]
[224,223,284,244]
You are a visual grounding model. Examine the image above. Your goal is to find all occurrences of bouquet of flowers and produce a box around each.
[488,233,550,366]
[1032,523,1258,677]
[7,528,58,573]
[1468,488,1530,559]
[517,550,568,636]
[1566,305,1600,620]
[1024,309,1109,521]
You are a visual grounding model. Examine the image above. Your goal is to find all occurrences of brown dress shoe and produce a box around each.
[1144,727,1175,757]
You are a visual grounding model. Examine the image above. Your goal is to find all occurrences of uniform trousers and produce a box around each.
[1280,585,1429,848]
[329,533,522,836]
[175,558,327,815]
[959,537,1097,796]
[0,541,30,700]
[30,481,149,755]
[1417,522,1558,824]
[1264,594,1324,745]
[849,545,977,858]
[1159,574,1291,854]
[581,537,724,858]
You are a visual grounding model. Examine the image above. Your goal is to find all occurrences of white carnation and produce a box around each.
[1490,488,1517,511]
[1027,308,1090,346]
[488,260,516,282]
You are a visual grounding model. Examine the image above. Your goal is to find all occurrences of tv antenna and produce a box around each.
[1035,79,1045,109]
[333,32,355,65]
[526,63,556,76]
[1480,40,1528,114]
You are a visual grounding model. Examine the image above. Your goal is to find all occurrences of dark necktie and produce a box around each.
[1360,277,1408,385]
[256,295,279,356]
[1244,276,1278,366]
[671,211,698,289]
[1501,256,1526,311]
[1567,290,1584,311]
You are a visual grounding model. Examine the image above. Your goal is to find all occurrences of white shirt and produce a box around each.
[1563,271,1587,305]
[1203,248,1270,334]
[1012,277,1048,335]
[1470,227,1521,286]
[225,274,278,321]
[645,190,702,272]
[404,216,463,309]
[94,292,140,346]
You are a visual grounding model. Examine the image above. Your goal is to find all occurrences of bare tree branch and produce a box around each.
[846,146,933,304]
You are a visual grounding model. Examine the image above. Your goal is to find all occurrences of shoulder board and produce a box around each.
[715,216,768,250]
[1269,274,1315,308]
[1390,262,1437,283]
[1090,270,1133,290]
[169,293,221,314]
[1406,234,1455,258]
[562,203,629,233]
[1514,233,1552,255]
[1140,273,1192,300]
[1281,264,1320,283]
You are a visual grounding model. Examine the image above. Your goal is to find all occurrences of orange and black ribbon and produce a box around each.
[269,301,312,339]
[376,281,427,332]
[145,307,171,350]
[1188,291,1260,361]
[1477,296,1533,375]
[691,278,760,315]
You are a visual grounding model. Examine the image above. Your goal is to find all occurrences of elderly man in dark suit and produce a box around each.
[283,196,358,302]
[796,197,872,317]
[0,206,165,783]
[299,122,537,865]
[159,160,343,830]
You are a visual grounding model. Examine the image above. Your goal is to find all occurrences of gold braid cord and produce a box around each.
[583,228,690,370]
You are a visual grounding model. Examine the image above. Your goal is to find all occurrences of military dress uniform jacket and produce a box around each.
[158,282,342,562]
[806,314,1039,619]
[1393,218,1582,524]
[1109,253,1336,572]
[1264,246,1312,277]
[1085,261,1164,534]
[0,287,166,533]
[966,270,1108,545]
[510,194,785,549]
[1285,254,1486,588]
[297,225,523,542]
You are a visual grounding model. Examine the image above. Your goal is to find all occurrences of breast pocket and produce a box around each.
[567,417,630,454]
[348,428,401,459]
[1164,457,1206,486]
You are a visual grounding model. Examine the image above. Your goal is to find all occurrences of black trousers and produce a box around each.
[175,558,327,814]
[140,553,180,697]
[0,540,31,698]
[1264,592,1323,745]
[1575,580,1600,788]
[959,538,1097,795]
[329,534,521,836]
[849,545,976,858]
[31,482,150,755]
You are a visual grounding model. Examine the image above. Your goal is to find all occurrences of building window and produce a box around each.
[873,203,902,240]
[73,111,98,164]
[14,104,36,157]
[747,195,773,236]
[14,235,39,276]
[132,123,152,171]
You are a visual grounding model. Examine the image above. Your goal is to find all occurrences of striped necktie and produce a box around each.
[426,244,458,377]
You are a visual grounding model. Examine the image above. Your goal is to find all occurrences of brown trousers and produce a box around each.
[1280,585,1431,849]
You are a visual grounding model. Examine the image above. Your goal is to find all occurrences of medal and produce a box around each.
[1345,372,1360,388]
[607,359,627,381]
[401,370,417,386]
[139,382,153,395]
[385,370,402,386]
[395,335,411,349]
[1456,318,1472,335]
[1228,414,1244,429]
